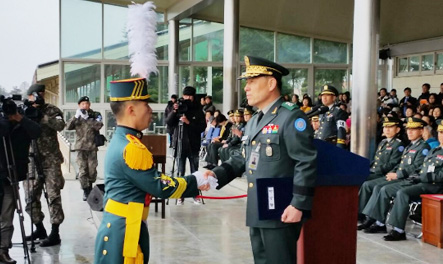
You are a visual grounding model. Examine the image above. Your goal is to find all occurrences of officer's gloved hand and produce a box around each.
[75,109,89,120]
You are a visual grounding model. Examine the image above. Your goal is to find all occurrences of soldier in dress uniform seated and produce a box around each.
[368,117,405,181]
[357,117,430,233]
[218,109,246,162]
[382,119,443,241]
[94,78,213,264]
[314,85,348,148]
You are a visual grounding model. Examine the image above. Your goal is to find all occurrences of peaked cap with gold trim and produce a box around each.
[227,110,235,117]
[109,77,153,102]
[405,117,427,129]
[382,116,401,127]
[436,119,443,132]
[238,56,289,80]
[234,109,244,117]
[244,107,254,115]
[320,85,339,96]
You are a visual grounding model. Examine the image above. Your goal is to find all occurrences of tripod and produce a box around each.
[2,136,31,264]
[26,140,50,250]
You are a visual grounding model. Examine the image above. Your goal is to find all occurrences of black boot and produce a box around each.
[0,251,17,264]
[83,186,92,201]
[40,224,61,247]
[25,222,47,241]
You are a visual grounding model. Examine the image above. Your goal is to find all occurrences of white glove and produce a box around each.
[75,109,88,120]
[192,171,218,190]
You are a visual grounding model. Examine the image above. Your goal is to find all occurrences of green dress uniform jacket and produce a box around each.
[368,138,405,180]
[388,146,443,230]
[94,126,199,264]
[314,105,348,148]
[212,98,317,228]
[361,139,430,221]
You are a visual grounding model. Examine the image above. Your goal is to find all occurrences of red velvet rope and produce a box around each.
[196,194,247,199]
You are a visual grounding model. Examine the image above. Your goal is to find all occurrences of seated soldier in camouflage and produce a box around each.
[383,119,443,241]
[66,96,103,201]
[358,117,430,233]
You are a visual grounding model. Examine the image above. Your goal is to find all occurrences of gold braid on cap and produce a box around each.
[438,125,443,132]
[406,122,424,129]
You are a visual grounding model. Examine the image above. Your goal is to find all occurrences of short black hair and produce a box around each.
[110,101,127,117]
[423,83,431,89]
[380,88,387,93]
[391,89,396,93]
[404,87,411,92]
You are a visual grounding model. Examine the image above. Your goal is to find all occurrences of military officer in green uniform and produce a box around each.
[368,116,405,181]
[315,85,348,148]
[94,78,213,264]
[384,119,443,241]
[204,56,317,264]
[358,117,430,232]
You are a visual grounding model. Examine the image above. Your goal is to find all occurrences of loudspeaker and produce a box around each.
[379,49,391,60]
[87,184,105,211]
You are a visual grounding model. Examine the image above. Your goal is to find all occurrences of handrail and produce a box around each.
[57,132,71,173]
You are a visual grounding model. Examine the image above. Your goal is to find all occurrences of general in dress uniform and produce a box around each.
[94,78,206,264]
[358,117,430,233]
[384,119,443,241]
[368,116,405,181]
[314,85,348,148]
[206,56,317,264]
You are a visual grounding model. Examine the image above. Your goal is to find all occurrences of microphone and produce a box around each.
[306,106,329,118]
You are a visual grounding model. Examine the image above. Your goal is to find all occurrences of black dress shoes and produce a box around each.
[40,233,61,247]
[357,218,375,231]
[0,252,17,264]
[383,230,407,241]
[363,224,387,233]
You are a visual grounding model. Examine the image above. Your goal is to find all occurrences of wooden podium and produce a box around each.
[297,139,369,264]
[421,194,443,248]
[141,134,167,219]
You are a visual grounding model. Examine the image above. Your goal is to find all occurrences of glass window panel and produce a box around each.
[65,63,101,103]
[422,54,434,71]
[104,4,128,60]
[240,27,274,61]
[314,69,348,96]
[398,57,408,72]
[147,66,169,103]
[409,56,419,72]
[148,112,165,133]
[193,20,224,62]
[156,13,168,60]
[437,53,443,71]
[194,67,208,94]
[105,111,117,141]
[282,69,309,98]
[61,0,102,59]
[63,110,77,144]
[179,23,192,61]
[313,39,347,64]
[277,34,310,63]
[179,66,191,94]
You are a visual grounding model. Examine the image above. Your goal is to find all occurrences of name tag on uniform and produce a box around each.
[428,165,435,173]
[242,135,248,141]
[268,187,275,210]
[249,151,260,170]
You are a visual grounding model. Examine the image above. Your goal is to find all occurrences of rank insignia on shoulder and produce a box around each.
[294,118,307,132]
[282,102,299,111]
[124,134,153,170]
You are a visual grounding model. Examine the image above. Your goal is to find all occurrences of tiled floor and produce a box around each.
[6,152,443,263]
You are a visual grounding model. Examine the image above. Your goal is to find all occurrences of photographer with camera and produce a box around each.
[23,83,66,247]
[66,96,103,201]
[166,86,206,204]
[0,95,41,264]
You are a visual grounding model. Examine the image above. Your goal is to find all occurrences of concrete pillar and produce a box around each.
[350,0,380,158]
[168,20,179,97]
[222,0,239,113]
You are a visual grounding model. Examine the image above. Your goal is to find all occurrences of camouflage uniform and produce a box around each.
[66,109,103,189]
[23,104,66,225]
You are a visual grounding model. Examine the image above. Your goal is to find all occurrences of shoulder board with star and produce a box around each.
[281,102,299,111]
[123,134,153,170]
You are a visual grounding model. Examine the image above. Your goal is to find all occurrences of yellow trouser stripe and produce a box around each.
[169,177,187,199]
[104,199,149,262]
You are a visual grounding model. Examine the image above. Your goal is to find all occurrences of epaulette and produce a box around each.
[395,138,402,142]
[123,134,153,170]
[281,102,299,111]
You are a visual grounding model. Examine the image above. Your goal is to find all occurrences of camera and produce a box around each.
[0,94,43,122]
[176,98,191,115]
